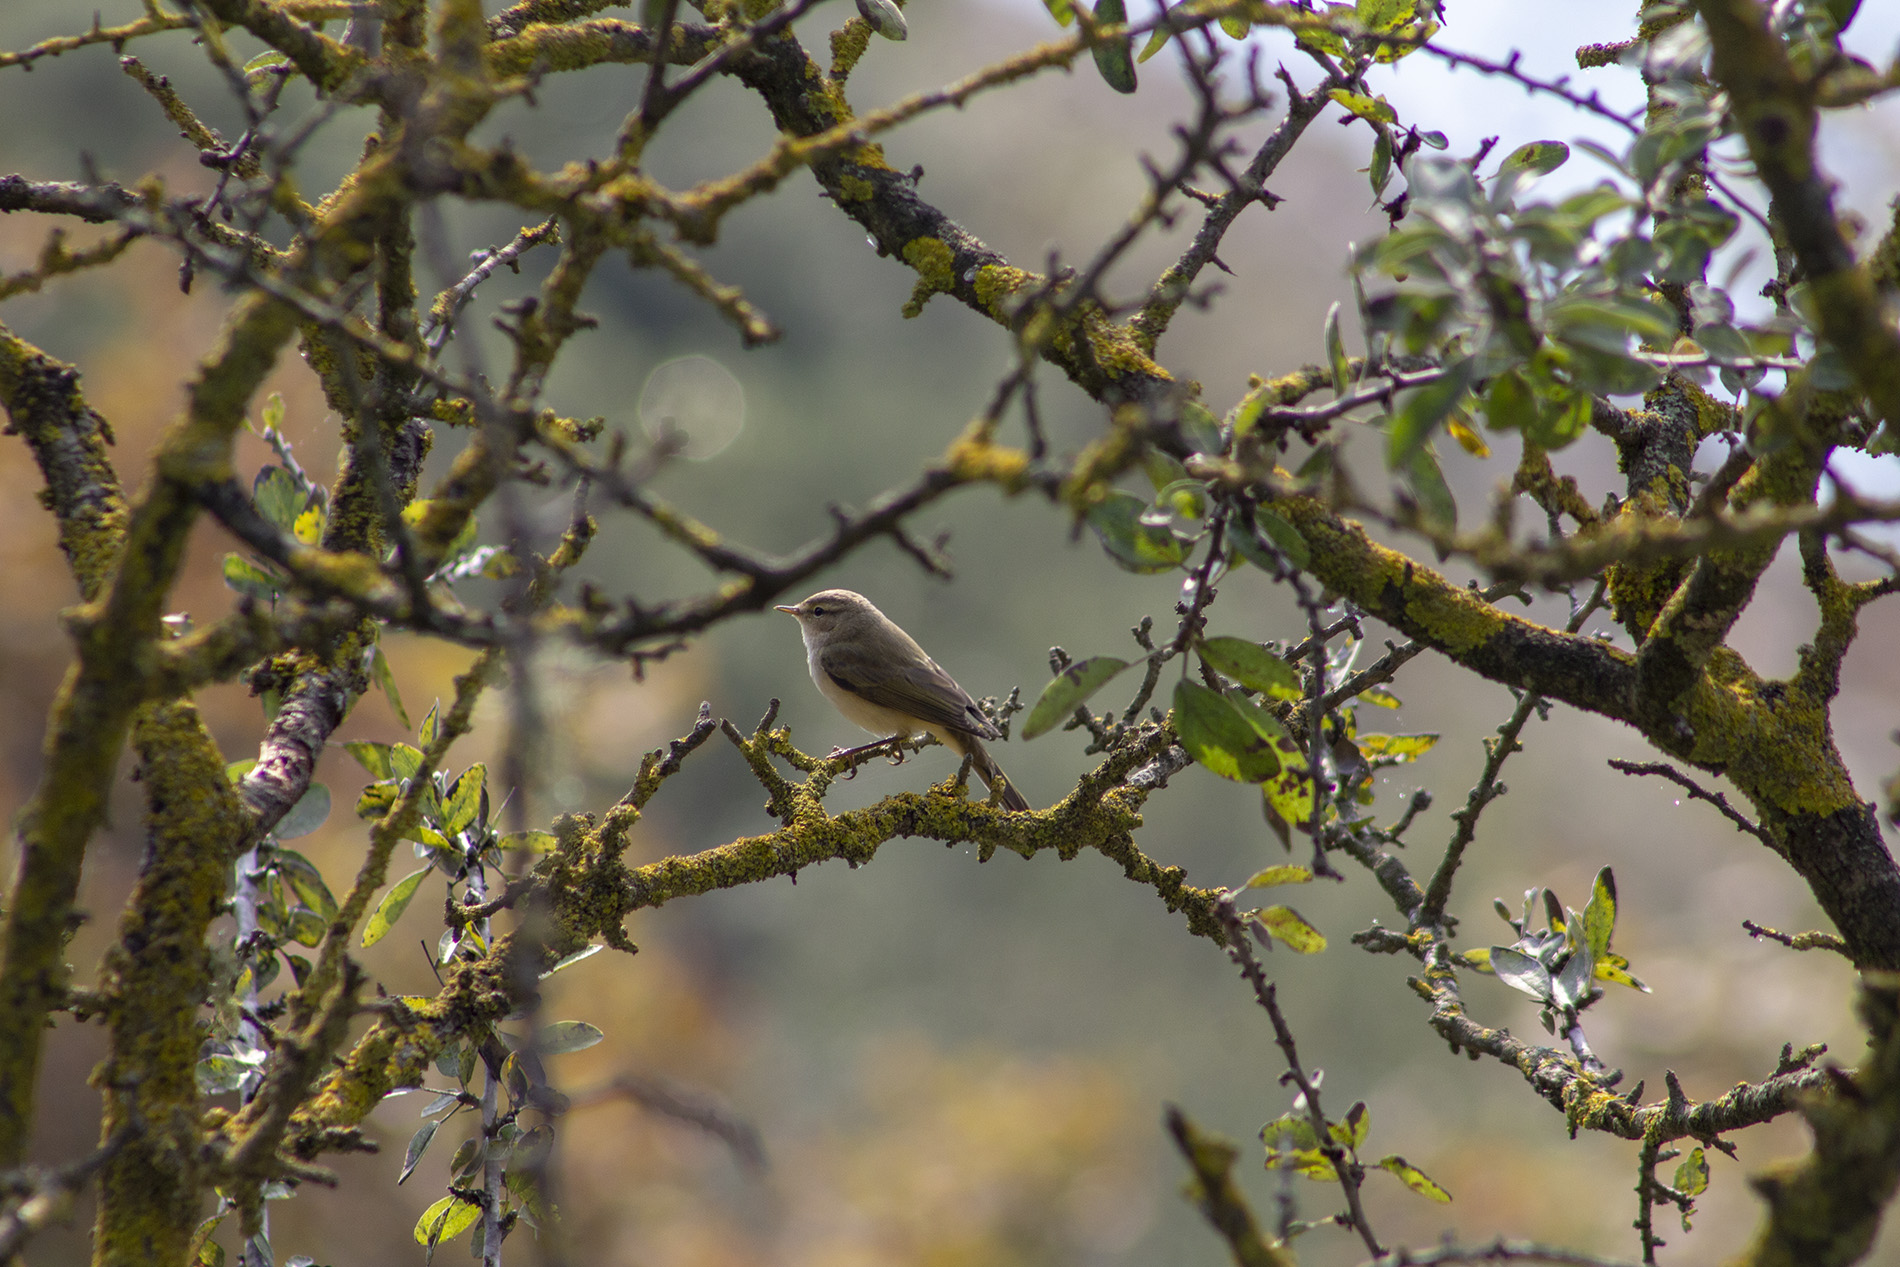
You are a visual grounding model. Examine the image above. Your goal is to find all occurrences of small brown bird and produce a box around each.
[775,589,1031,812]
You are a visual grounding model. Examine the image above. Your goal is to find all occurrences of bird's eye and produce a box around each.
[811,605,827,615]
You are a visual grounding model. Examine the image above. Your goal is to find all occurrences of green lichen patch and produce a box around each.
[901,236,957,318]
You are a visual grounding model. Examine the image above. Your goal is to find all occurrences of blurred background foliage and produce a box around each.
[3,0,1900,1263]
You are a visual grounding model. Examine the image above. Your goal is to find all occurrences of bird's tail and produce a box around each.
[964,735,1032,812]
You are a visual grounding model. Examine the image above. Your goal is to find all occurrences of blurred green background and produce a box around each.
[4,0,1900,1263]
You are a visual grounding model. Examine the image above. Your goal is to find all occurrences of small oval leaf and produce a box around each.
[1198,637,1301,694]
[1172,681,1282,783]
[362,868,430,948]
[1023,656,1132,739]
[1253,904,1327,953]
[1378,1154,1452,1202]
[536,1020,606,1055]
[414,1195,482,1247]
[1089,0,1137,93]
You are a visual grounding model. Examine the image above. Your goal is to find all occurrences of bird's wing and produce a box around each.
[818,641,1000,738]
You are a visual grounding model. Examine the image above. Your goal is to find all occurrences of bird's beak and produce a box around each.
[773,604,798,615]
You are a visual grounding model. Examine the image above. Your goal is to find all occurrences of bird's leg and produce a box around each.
[827,735,907,778]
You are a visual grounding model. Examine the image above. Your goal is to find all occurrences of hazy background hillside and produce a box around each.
[4,0,1900,1262]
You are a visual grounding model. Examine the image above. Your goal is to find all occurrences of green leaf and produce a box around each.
[1355,732,1438,762]
[442,764,486,837]
[1356,0,1413,31]
[1488,946,1553,1000]
[1087,491,1187,572]
[1522,383,1594,451]
[1369,130,1394,198]
[274,848,338,919]
[1137,23,1171,61]
[372,645,412,729]
[1482,368,1535,433]
[355,782,397,820]
[225,759,255,784]
[388,743,425,783]
[1143,449,1188,494]
[273,783,330,840]
[1401,445,1457,534]
[1023,656,1132,739]
[345,741,394,780]
[1552,944,1595,1009]
[1672,1146,1709,1198]
[1323,302,1351,396]
[1253,904,1327,952]
[536,1020,606,1055]
[222,554,280,601]
[1594,957,1651,992]
[1491,140,1570,206]
[1386,360,1475,467]
[1361,686,1401,709]
[362,868,430,948]
[1218,13,1250,38]
[1294,17,1348,57]
[1089,0,1137,93]
[1179,400,1223,453]
[1260,1112,1321,1151]
[1328,89,1397,124]
[1172,681,1282,783]
[1262,1113,1338,1179]
[1547,293,1677,342]
[1331,1100,1370,1147]
[1149,477,1207,522]
[1582,865,1617,958]
[1243,865,1314,888]
[540,944,604,978]
[1043,0,1074,25]
[414,1195,482,1247]
[1378,1154,1452,1202]
[253,465,305,530]
[1252,505,1312,569]
[856,0,907,39]
[399,1120,439,1185]
[1263,767,1316,834]
[1198,637,1301,695]
[285,907,326,948]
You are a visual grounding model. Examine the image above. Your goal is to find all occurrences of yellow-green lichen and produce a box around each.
[1078,305,1169,382]
[829,18,873,79]
[942,424,1030,488]
[901,236,957,318]
[837,172,876,203]
[973,264,1033,320]
[1681,650,1859,817]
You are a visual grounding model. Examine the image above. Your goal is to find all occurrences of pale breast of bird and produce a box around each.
[800,624,925,738]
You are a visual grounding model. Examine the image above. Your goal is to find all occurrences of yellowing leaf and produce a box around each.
[1672,1147,1709,1197]
[414,1196,481,1247]
[1243,865,1314,889]
[1447,416,1491,456]
[1378,1155,1452,1202]
[1328,89,1398,124]
[1252,904,1327,953]
[1356,732,1439,761]
[362,867,430,948]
